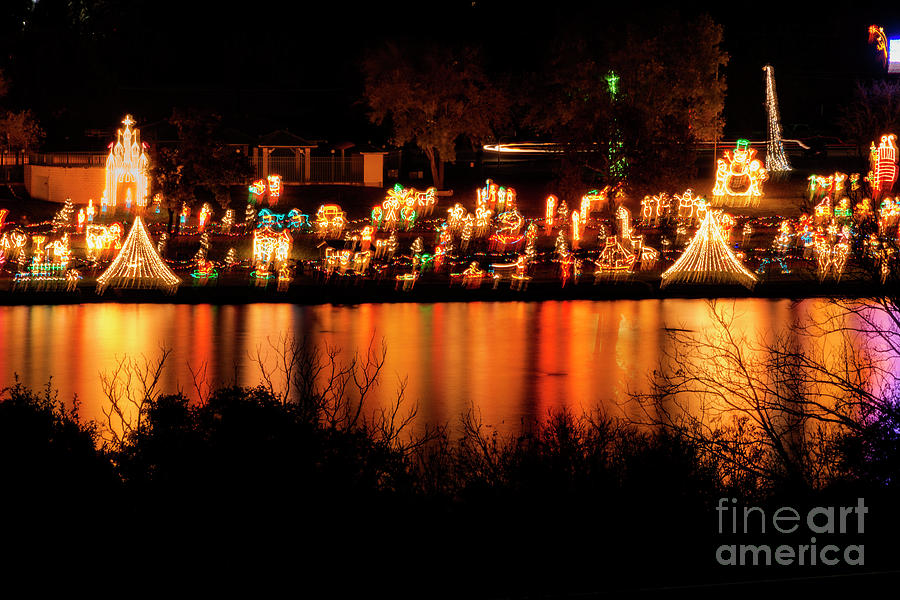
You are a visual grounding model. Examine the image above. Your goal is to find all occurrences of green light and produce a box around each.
[605,71,620,98]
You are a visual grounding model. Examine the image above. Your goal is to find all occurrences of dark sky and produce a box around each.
[3,0,898,147]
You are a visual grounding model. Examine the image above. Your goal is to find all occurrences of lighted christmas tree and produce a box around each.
[764,65,791,172]
[97,216,181,293]
[660,210,757,289]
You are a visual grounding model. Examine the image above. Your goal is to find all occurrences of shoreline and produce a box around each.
[0,275,888,306]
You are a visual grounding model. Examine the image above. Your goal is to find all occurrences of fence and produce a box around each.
[29,152,108,167]
[251,155,363,184]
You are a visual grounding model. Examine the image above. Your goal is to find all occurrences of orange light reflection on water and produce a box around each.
[0,299,893,438]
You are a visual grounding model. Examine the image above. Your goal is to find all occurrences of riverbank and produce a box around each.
[0,272,887,305]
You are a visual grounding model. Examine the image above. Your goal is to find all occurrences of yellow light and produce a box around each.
[104,115,150,209]
[96,216,180,292]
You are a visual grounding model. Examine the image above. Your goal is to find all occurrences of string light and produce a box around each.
[763,65,791,172]
[97,216,180,293]
[661,210,757,289]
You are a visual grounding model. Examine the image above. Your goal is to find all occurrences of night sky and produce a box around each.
[2,1,897,148]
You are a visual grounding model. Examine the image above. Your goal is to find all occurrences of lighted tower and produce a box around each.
[763,65,791,172]
[104,115,150,210]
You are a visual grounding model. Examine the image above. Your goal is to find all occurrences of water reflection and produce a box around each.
[0,299,873,436]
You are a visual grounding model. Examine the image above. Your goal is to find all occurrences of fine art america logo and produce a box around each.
[715,498,867,566]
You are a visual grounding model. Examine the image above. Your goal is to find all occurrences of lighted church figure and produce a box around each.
[711,139,768,208]
[103,114,150,213]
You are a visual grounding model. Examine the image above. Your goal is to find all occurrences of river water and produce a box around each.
[0,298,876,436]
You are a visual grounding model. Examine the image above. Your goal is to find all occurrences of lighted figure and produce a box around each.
[101,193,108,214]
[490,209,525,250]
[267,175,283,204]
[595,237,636,276]
[474,206,492,238]
[222,209,234,233]
[814,197,832,225]
[871,134,898,199]
[395,272,418,291]
[711,139,768,207]
[879,197,900,235]
[580,188,608,223]
[198,203,212,233]
[315,204,346,238]
[855,198,873,221]
[460,215,475,250]
[225,247,236,267]
[65,269,82,292]
[86,199,95,223]
[773,221,793,253]
[104,115,150,209]
[191,258,218,284]
[180,204,190,229]
[277,264,292,291]
[869,25,888,68]
[571,212,582,246]
[675,189,703,224]
[545,195,557,229]
[96,216,180,293]
[641,195,660,226]
[661,210,757,289]
[77,209,85,231]
[85,223,123,259]
[478,180,516,212]
[447,203,466,231]
[249,179,267,203]
[460,262,485,289]
[253,227,293,266]
[152,194,162,214]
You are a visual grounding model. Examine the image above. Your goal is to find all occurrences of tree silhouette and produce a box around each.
[362,42,509,189]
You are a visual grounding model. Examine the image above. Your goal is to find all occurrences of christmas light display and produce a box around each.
[87,199,95,223]
[879,197,900,235]
[249,179,267,197]
[711,140,768,207]
[595,236,636,274]
[477,180,516,213]
[675,189,704,224]
[580,189,607,222]
[571,212,582,246]
[545,195,557,229]
[661,210,757,289]
[104,115,150,209]
[871,134,898,198]
[315,204,346,238]
[253,227,292,266]
[198,203,212,232]
[869,25,888,68]
[96,216,180,293]
[53,199,74,231]
[763,65,791,172]
[489,209,525,250]
[267,175,283,203]
[85,223,123,259]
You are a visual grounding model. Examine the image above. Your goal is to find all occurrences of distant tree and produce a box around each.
[838,80,900,155]
[150,109,250,235]
[362,42,510,189]
[525,13,727,197]
[0,109,45,154]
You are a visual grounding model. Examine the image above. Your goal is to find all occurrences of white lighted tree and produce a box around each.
[97,216,181,293]
[661,210,757,289]
[764,65,791,172]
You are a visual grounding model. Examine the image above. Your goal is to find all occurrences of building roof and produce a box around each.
[258,130,319,148]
